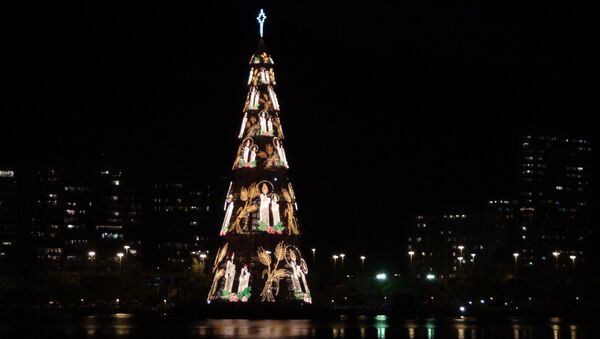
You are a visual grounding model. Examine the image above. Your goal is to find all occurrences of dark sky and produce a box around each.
[3,1,597,268]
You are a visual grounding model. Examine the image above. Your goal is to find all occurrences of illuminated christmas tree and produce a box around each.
[207,10,311,304]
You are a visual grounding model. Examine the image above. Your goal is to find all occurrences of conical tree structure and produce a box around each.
[207,37,312,303]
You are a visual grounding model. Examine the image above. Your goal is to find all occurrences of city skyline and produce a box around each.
[0,6,598,335]
[2,3,596,269]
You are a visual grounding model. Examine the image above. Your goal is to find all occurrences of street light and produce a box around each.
[333,255,339,274]
[376,273,387,280]
[458,245,464,257]
[88,251,96,272]
[340,253,345,272]
[457,257,464,272]
[569,255,576,275]
[117,252,124,274]
[552,251,560,269]
[360,255,366,270]
[513,253,519,275]
[408,251,414,273]
[311,248,316,269]
[470,253,476,266]
[199,253,208,273]
[124,245,130,255]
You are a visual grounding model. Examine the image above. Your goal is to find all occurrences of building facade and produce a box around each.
[0,166,17,259]
[516,135,592,268]
[406,212,483,279]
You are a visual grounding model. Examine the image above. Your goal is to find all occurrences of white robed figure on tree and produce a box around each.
[220,195,235,236]
[273,137,288,168]
[270,194,283,234]
[258,183,271,231]
[237,265,252,302]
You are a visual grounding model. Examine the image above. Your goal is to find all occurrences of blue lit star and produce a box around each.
[257,9,267,37]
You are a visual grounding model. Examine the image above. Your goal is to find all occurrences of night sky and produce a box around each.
[3,1,596,269]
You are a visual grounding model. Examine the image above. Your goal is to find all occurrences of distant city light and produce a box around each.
[0,170,15,178]
[376,273,387,280]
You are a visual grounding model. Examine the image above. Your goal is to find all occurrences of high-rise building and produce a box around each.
[149,179,214,272]
[406,212,482,279]
[482,199,516,262]
[93,165,143,268]
[61,166,94,267]
[30,164,144,270]
[31,167,65,262]
[0,166,17,259]
[516,135,592,267]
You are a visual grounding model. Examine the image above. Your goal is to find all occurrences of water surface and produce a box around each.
[0,314,591,338]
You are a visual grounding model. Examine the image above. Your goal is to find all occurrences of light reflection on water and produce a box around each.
[204,319,312,337]
[0,313,588,338]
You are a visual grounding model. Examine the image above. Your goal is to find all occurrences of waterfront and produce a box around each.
[0,314,593,338]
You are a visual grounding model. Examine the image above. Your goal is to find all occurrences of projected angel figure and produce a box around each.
[234,138,254,168]
[238,113,248,138]
[274,116,284,138]
[273,137,288,168]
[237,265,250,301]
[241,138,252,163]
[266,116,274,136]
[260,68,270,84]
[259,111,268,135]
[259,183,271,230]
[248,145,258,167]
[285,248,305,296]
[223,255,237,295]
[220,195,234,236]
[270,194,283,234]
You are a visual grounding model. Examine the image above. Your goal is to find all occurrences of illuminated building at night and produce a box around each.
[515,135,592,267]
[406,212,483,279]
[0,166,17,259]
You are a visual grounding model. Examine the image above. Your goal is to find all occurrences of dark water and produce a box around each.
[0,314,592,338]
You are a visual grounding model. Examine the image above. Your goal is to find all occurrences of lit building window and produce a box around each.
[0,170,15,177]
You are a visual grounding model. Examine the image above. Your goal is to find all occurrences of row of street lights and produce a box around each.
[87,245,134,274]
[513,251,577,274]
[331,253,368,271]
[310,249,367,274]
[408,246,577,277]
